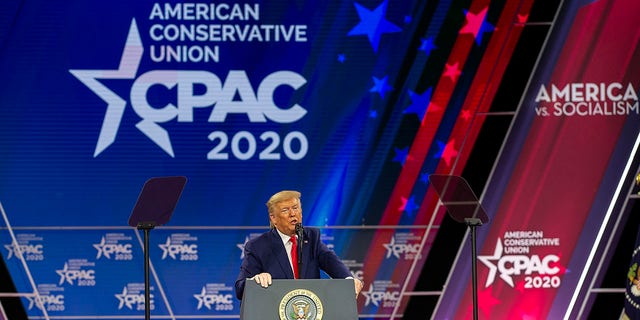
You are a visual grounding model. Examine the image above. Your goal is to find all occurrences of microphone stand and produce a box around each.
[295,223,303,277]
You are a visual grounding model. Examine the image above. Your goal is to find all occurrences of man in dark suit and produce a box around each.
[234,190,363,300]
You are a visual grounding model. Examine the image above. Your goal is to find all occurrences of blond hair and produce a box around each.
[266,190,301,228]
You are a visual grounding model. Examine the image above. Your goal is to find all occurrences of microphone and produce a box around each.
[295,223,303,265]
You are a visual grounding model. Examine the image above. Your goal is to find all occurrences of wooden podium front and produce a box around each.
[240,279,358,319]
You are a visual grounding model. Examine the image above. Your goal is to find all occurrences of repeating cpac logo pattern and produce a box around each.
[159,234,199,260]
[382,234,421,260]
[27,294,65,312]
[4,233,45,261]
[115,285,155,311]
[4,243,44,261]
[361,282,400,308]
[55,261,96,287]
[193,285,234,311]
[93,235,133,260]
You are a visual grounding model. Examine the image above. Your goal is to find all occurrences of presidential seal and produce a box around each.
[279,288,323,320]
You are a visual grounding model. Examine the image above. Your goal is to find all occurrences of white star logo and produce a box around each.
[382,236,399,258]
[115,287,129,309]
[237,236,249,259]
[193,287,212,310]
[93,237,107,259]
[26,295,38,310]
[477,238,514,287]
[4,244,15,259]
[55,263,72,285]
[159,237,174,259]
[69,19,146,157]
[361,284,376,306]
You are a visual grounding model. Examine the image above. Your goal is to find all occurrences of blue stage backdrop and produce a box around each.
[1,0,422,228]
[0,0,435,317]
[2,0,639,319]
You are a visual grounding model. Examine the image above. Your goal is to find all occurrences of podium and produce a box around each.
[240,279,357,320]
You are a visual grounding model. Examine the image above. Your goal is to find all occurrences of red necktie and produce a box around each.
[290,236,299,279]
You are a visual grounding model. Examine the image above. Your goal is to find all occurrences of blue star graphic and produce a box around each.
[403,196,419,216]
[404,87,433,119]
[392,147,409,165]
[369,110,378,118]
[337,54,346,63]
[370,76,393,98]
[435,140,446,159]
[420,172,430,184]
[475,20,495,45]
[419,37,437,56]
[347,0,402,52]
[463,9,495,45]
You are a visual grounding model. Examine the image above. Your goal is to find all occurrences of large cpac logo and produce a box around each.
[478,239,560,288]
[70,19,307,157]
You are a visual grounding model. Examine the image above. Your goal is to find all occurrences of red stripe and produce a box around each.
[453,0,640,318]
[360,0,493,310]
[389,0,537,313]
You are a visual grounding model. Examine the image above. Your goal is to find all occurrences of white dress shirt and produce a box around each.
[275,229,297,274]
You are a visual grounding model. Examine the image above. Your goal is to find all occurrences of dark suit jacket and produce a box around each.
[234,227,352,299]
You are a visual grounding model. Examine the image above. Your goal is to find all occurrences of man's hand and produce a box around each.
[354,278,364,297]
[251,273,272,288]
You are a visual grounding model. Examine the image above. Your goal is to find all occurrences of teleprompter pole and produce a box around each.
[137,222,155,320]
[465,217,482,320]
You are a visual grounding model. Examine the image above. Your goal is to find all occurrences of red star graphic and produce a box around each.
[517,13,529,24]
[441,139,459,166]
[460,109,472,121]
[444,62,462,82]
[521,313,539,320]
[399,196,408,211]
[460,7,488,38]
[477,286,501,317]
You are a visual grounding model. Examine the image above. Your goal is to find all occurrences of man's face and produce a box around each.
[270,198,302,236]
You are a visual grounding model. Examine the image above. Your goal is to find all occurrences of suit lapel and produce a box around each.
[269,229,295,279]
